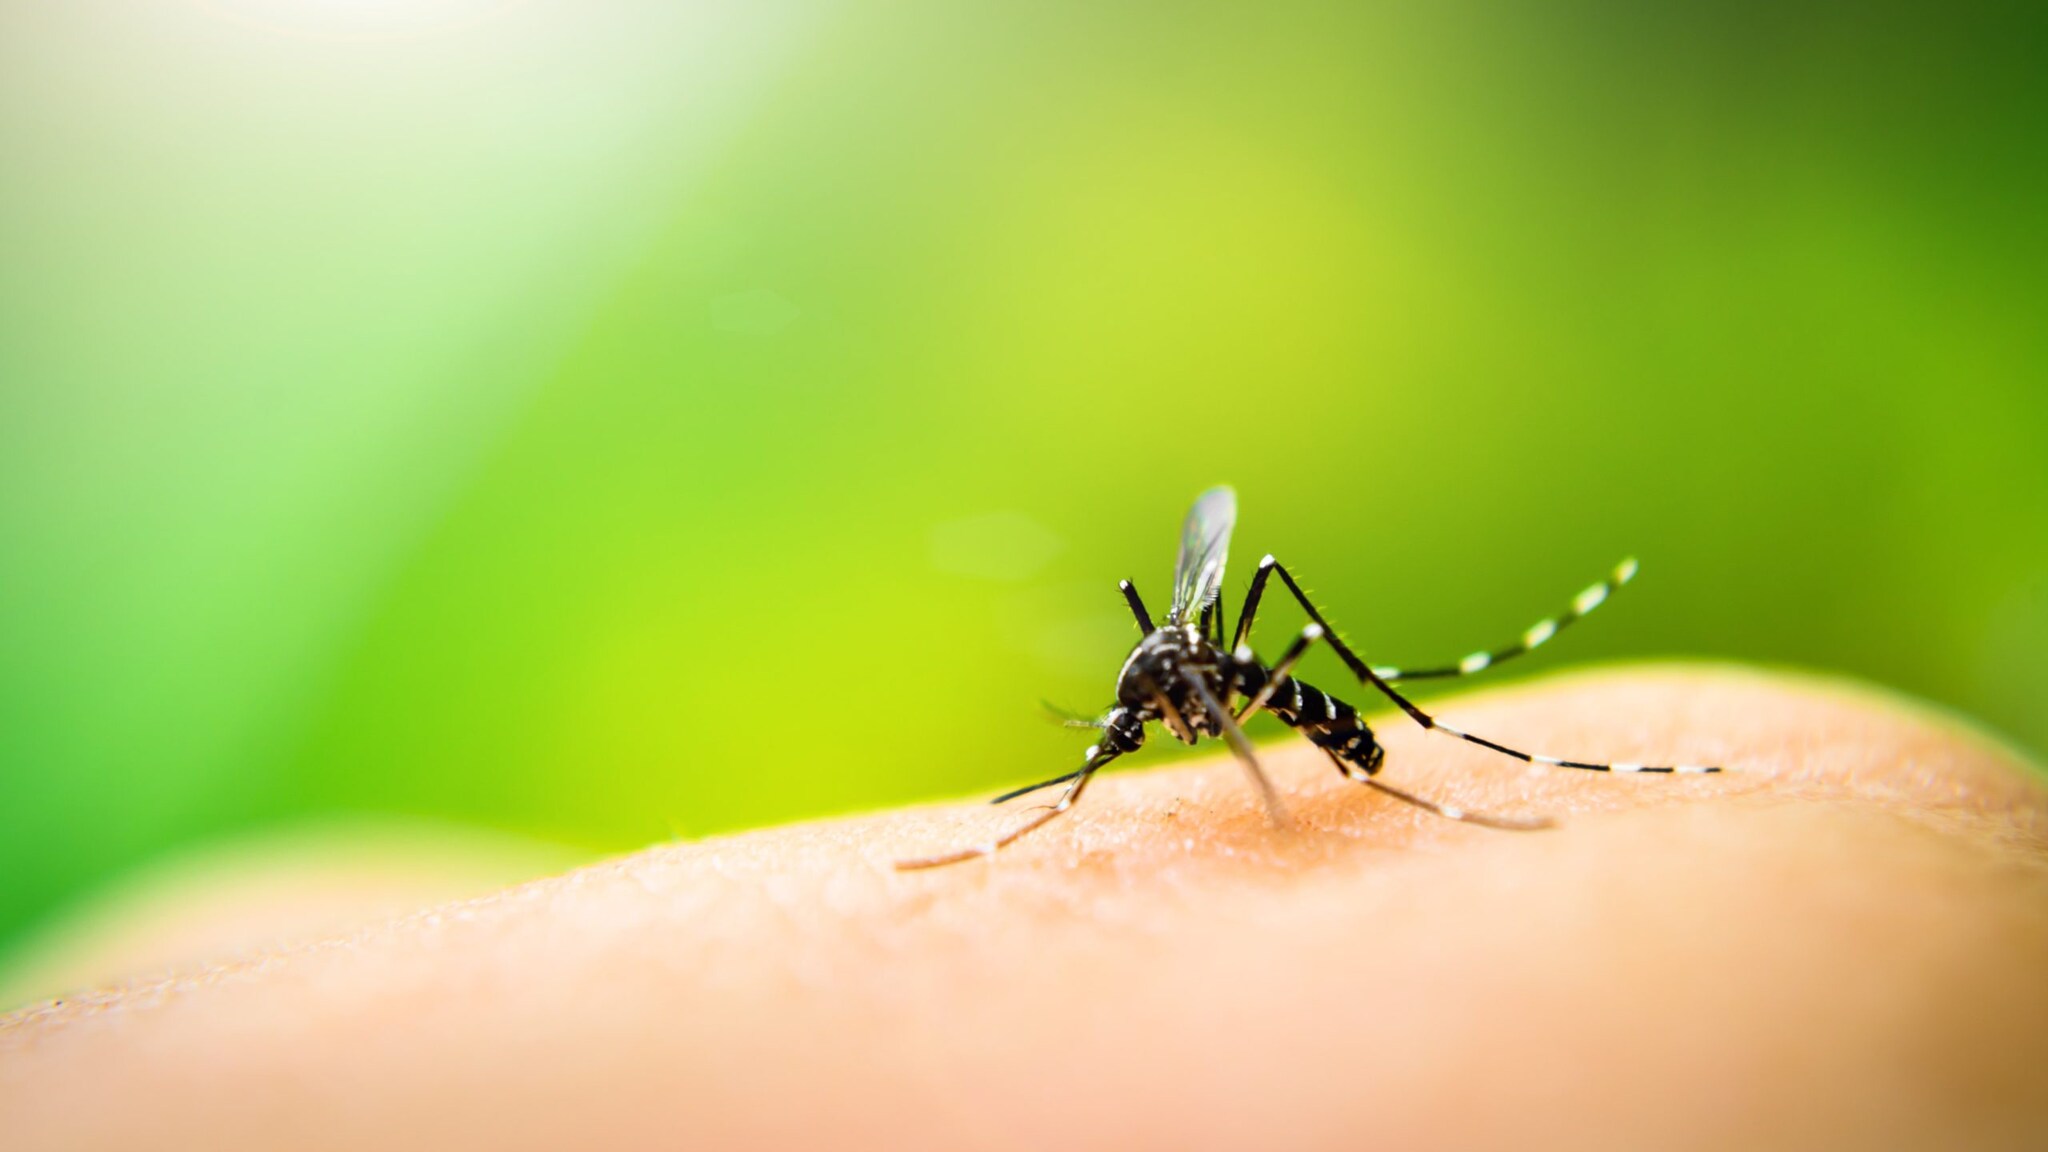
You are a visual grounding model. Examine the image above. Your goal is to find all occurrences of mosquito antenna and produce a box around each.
[1040,700,1106,729]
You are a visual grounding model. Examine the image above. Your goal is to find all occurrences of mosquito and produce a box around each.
[896,486,1721,870]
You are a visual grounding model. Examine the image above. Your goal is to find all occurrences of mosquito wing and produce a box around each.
[1167,486,1236,626]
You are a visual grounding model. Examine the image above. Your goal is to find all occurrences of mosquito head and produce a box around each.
[1099,707,1146,754]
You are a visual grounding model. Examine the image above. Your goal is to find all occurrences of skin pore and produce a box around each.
[3,665,2046,1151]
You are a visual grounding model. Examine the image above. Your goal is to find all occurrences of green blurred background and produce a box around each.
[2,1,2043,964]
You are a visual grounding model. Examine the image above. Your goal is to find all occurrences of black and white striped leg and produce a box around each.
[1246,557,1722,776]
[1187,675,1288,826]
[1249,669,1551,830]
[1118,580,1154,633]
[1368,558,1639,682]
[1317,747,1554,831]
[896,747,1121,870]
[1233,623,1324,722]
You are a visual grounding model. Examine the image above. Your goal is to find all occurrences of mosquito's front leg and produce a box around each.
[897,746,1122,869]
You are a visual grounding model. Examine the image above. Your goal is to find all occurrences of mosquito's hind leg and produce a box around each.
[1368,558,1638,683]
[1244,662,1552,831]
[1308,701,1552,831]
[1325,746,1555,832]
[1243,556,1722,776]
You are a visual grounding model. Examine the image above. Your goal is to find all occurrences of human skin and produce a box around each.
[3,666,2046,1151]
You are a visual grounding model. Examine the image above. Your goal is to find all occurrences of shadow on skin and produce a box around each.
[3,665,2045,1151]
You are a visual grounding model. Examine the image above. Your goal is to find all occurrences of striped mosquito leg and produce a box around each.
[1260,683,1546,828]
[1232,623,1324,722]
[1425,719,1722,774]
[895,748,1119,870]
[1255,558,1722,775]
[1318,748,1553,831]
[1368,558,1639,682]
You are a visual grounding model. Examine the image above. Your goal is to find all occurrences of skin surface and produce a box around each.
[3,665,2046,1151]
[0,821,577,1007]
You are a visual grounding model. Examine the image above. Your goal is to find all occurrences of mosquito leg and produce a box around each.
[1369,558,1639,682]
[896,748,1119,870]
[1233,623,1324,722]
[1187,676,1288,826]
[1362,773,1553,830]
[1254,674,1553,830]
[988,767,1088,805]
[1231,557,1276,651]
[1312,746,1553,831]
[1257,558,1722,775]
[1119,580,1155,633]
[1153,687,1198,745]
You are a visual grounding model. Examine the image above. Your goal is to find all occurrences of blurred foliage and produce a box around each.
[2,0,2044,958]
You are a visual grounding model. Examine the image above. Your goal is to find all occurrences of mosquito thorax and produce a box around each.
[1113,622,1233,743]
